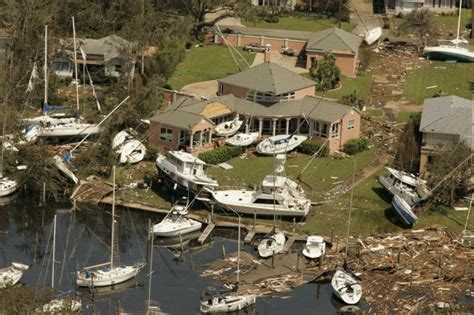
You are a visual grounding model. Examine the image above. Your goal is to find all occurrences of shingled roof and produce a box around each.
[419,95,474,148]
[306,27,362,54]
[217,62,316,95]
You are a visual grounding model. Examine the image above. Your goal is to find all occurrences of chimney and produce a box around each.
[264,50,271,63]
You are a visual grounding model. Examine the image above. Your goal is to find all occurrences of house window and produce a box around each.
[179,130,188,144]
[331,123,340,138]
[348,120,355,129]
[160,127,173,143]
[313,121,328,138]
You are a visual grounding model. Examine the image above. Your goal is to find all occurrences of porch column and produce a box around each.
[296,118,301,134]
[258,118,263,136]
[237,34,242,46]
[272,118,277,136]
[199,130,203,146]
[189,132,194,149]
[308,119,313,136]
[285,118,290,135]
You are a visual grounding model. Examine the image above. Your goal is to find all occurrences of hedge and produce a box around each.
[343,137,370,155]
[297,140,329,157]
[198,145,243,165]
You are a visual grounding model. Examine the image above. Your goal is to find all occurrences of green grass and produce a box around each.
[366,107,384,118]
[242,14,353,33]
[167,45,256,90]
[303,169,474,236]
[208,148,376,202]
[433,10,471,33]
[404,63,474,103]
[318,72,373,101]
[396,111,416,123]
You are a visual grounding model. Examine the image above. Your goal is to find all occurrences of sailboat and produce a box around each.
[76,166,145,287]
[38,215,82,313]
[257,228,286,258]
[423,0,474,62]
[200,216,257,313]
[37,17,101,140]
[214,114,243,137]
[225,132,259,147]
[331,158,362,305]
[256,134,307,155]
[0,97,18,197]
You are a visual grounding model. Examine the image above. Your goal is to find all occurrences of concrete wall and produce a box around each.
[306,51,358,77]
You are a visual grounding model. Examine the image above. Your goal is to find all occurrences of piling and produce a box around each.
[271,252,275,269]
[210,203,214,221]
[253,211,256,229]
[319,254,324,269]
[179,233,184,260]
[222,245,226,258]
[296,253,300,272]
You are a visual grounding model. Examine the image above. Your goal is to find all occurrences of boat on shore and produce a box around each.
[302,235,326,259]
[156,151,218,194]
[200,291,256,313]
[363,27,382,46]
[225,132,259,147]
[378,167,430,206]
[0,262,29,289]
[257,230,286,258]
[391,194,418,226]
[214,115,243,137]
[119,139,146,164]
[256,134,307,155]
[331,269,362,305]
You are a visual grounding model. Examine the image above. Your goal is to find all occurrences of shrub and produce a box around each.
[145,145,160,161]
[297,140,329,157]
[340,89,365,111]
[198,145,243,165]
[185,42,192,49]
[343,137,370,155]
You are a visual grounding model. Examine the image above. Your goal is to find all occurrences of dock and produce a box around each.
[244,230,256,243]
[198,223,216,244]
[282,236,296,253]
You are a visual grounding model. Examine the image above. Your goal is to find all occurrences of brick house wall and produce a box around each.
[294,86,315,99]
[218,83,250,98]
[306,51,358,77]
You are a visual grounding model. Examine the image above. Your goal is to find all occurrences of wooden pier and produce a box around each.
[198,223,216,244]
[282,236,296,253]
[244,230,256,243]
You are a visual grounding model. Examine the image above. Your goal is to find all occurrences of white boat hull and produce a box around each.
[40,123,101,138]
[53,155,79,184]
[119,140,146,164]
[256,135,307,155]
[331,270,362,305]
[153,220,202,237]
[0,178,18,197]
[77,264,144,287]
[0,262,28,289]
[214,117,243,137]
[423,45,474,62]
[112,130,132,150]
[363,27,382,45]
[302,236,325,259]
[225,132,259,146]
[258,232,285,258]
[200,294,256,313]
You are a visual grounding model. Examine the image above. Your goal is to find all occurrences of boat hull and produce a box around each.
[256,135,307,155]
[331,270,362,305]
[391,195,418,226]
[424,46,474,62]
[77,264,144,287]
[153,221,202,237]
[225,132,259,146]
[0,179,18,197]
[40,124,101,138]
[200,295,256,313]
[378,175,420,205]
[258,232,286,258]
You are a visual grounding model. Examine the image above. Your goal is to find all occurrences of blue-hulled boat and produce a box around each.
[391,195,418,226]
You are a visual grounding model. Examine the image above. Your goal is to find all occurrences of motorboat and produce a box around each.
[391,195,418,226]
[257,230,285,258]
[363,27,382,46]
[0,262,29,289]
[156,151,218,193]
[0,177,18,197]
[214,115,243,137]
[225,132,259,147]
[153,200,202,237]
[378,167,430,206]
[200,293,256,313]
[302,235,326,259]
[331,269,362,305]
[119,139,146,164]
[77,166,145,287]
[256,134,307,155]
[212,175,310,217]
[38,298,82,313]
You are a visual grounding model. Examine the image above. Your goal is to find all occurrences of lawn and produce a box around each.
[167,45,256,90]
[403,62,474,103]
[242,14,353,33]
[303,169,474,237]
[317,72,373,101]
[396,111,416,123]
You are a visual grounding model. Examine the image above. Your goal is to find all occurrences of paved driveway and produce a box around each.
[251,50,309,74]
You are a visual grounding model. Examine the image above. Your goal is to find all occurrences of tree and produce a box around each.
[394,112,422,174]
[312,53,340,91]
[427,142,472,207]
[400,9,437,46]
[340,89,365,111]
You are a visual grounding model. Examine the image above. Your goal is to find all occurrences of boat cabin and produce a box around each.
[167,151,207,176]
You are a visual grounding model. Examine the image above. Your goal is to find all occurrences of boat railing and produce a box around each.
[82,262,111,270]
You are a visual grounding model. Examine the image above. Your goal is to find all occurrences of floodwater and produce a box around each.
[0,194,349,314]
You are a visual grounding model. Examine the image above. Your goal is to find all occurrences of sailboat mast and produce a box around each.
[147,221,154,315]
[456,0,463,47]
[111,165,116,269]
[345,158,356,258]
[0,113,6,179]
[52,214,57,289]
[44,25,48,106]
[237,215,241,284]
[72,17,80,112]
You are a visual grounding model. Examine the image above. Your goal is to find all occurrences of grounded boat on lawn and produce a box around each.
[225,132,259,147]
[331,269,362,305]
[153,199,202,237]
[119,139,146,164]
[257,230,286,258]
[200,292,256,313]
[363,26,382,46]
[302,235,326,259]
[112,129,134,151]
[0,262,29,289]
[156,151,218,193]
[256,134,307,155]
[38,122,101,139]
[214,115,243,137]
[391,194,418,226]
[212,175,310,217]
[378,167,431,206]
[0,177,18,197]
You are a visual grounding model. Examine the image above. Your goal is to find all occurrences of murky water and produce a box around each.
[0,194,348,314]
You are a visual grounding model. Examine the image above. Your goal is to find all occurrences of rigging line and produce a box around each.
[58,212,73,288]
[214,25,246,71]
[215,24,251,68]
[36,216,54,293]
[80,206,104,269]
[298,138,330,177]
[126,206,145,263]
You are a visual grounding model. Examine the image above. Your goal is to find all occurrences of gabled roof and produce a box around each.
[150,107,214,130]
[419,95,474,148]
[217,62,316,95]
[77,34,134,62]
[306,27,362,54]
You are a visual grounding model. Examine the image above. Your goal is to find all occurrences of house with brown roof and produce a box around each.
[418,95,474,176]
